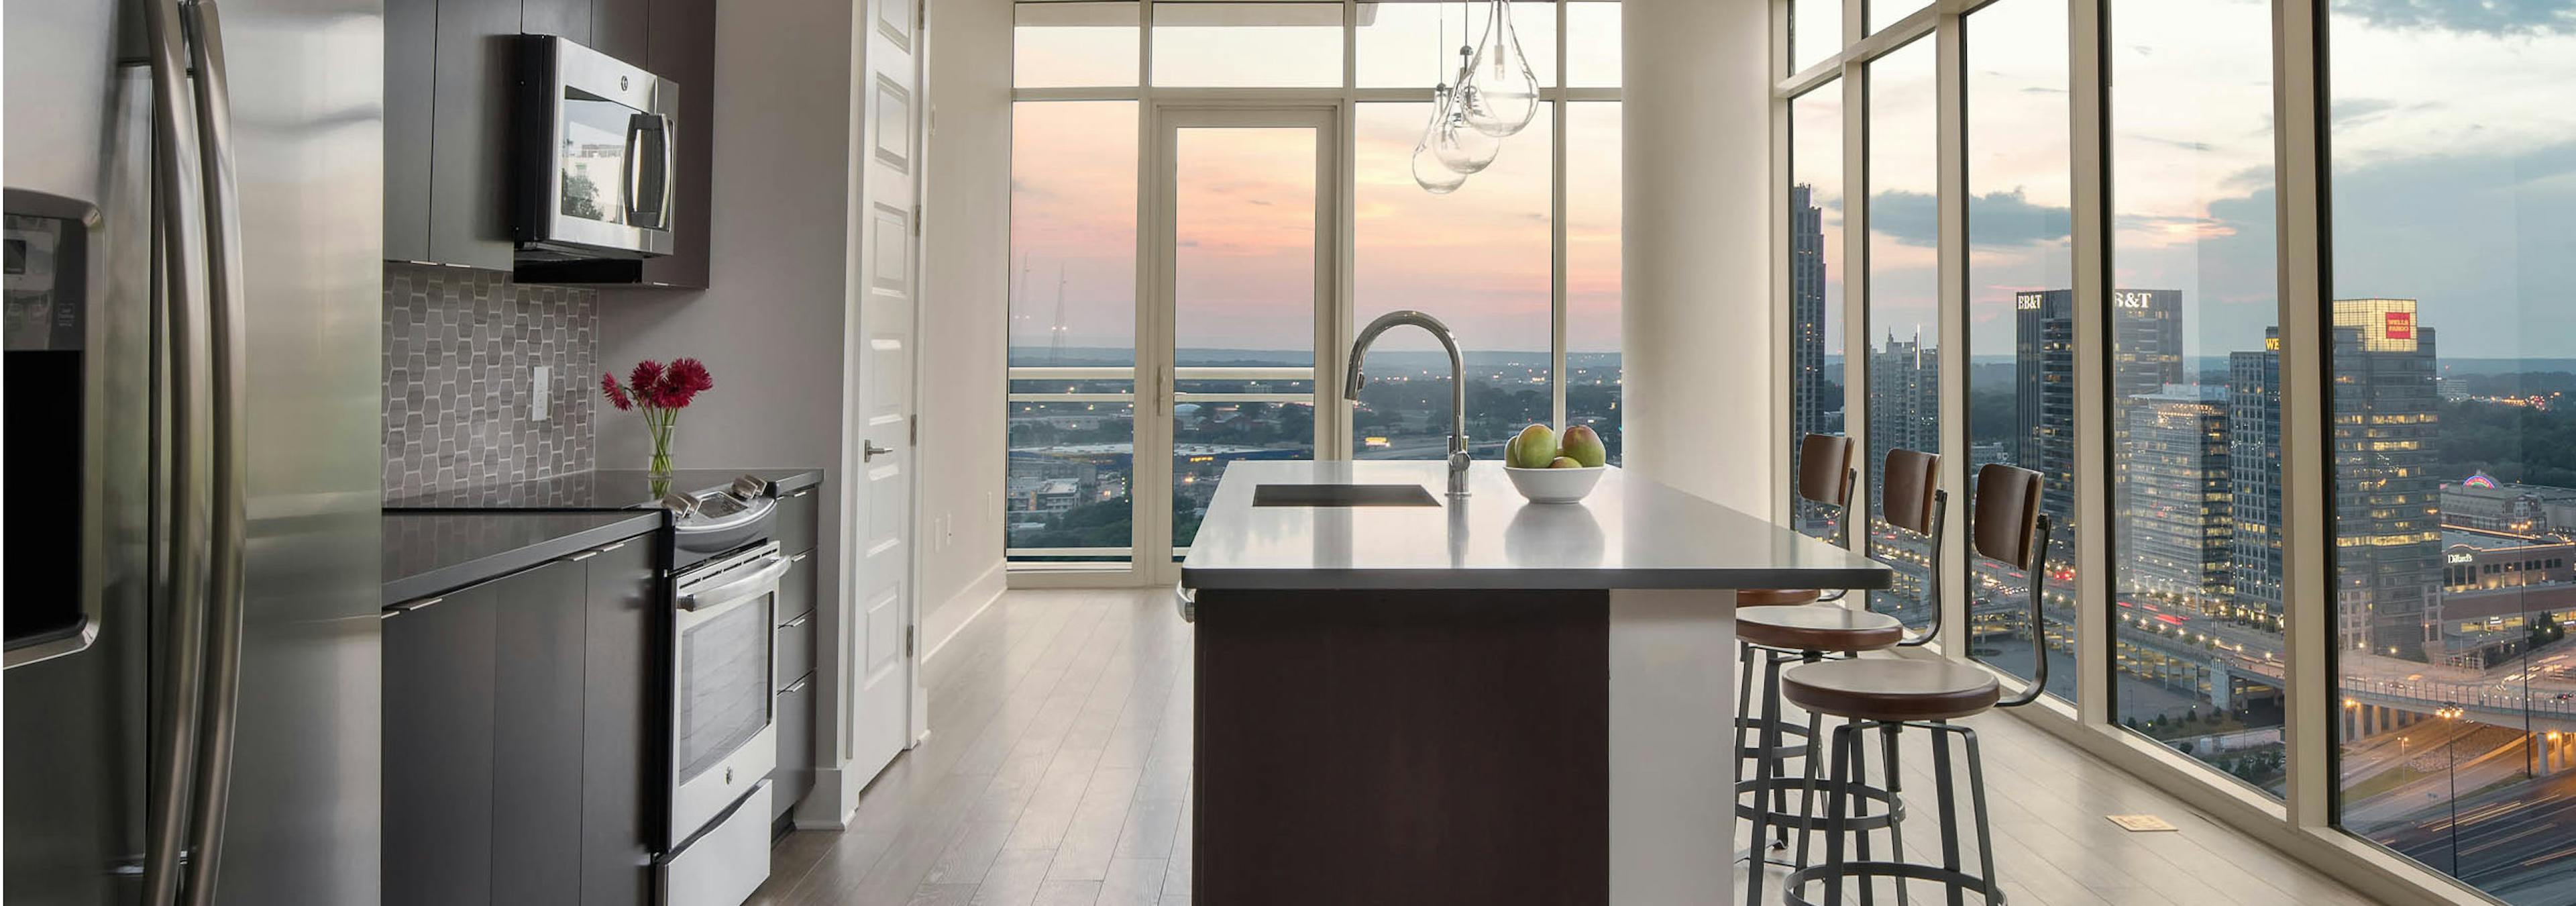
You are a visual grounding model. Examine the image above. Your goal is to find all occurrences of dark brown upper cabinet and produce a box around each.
[385,0,712,287]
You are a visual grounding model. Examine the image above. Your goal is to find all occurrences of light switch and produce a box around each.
[531,365,551,421]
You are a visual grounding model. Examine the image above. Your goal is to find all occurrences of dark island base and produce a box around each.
[1193,589,1611,905]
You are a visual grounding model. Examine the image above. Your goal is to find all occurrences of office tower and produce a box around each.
[2013,289,2180,531]
[1790,183,1835,532]
[2330,299,2443,660]
[2230,332,2285,621]
[1870,328,1939,606]
[2126,385,2234,605]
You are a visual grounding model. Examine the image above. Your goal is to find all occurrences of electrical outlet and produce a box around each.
[531,366,551,421]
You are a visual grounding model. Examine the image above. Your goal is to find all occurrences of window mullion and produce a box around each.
[2272,0,2332,835]
[2069,0,2112,726]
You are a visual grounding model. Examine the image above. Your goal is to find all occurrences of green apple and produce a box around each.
[1511,423,1558,468]
[1560,425,1606,468]
[1548,456,1583,469]
[1505,434,1523,469]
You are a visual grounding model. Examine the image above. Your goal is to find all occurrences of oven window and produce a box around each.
[559,94,635,225]
[676,594,772,784]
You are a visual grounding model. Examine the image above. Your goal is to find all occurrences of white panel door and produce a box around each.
[849,0,922,784]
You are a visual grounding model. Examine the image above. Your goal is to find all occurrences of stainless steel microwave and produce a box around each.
[515,36,678,260]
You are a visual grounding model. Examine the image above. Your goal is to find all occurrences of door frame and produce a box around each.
[1139,103,1349,587]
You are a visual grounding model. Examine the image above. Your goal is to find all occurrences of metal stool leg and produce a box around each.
[1882,723,1913,906]
[1962,726,2002,903]
[1930,721,1966,906]
[1849,719,1876,906]
[1819,723,1855,906]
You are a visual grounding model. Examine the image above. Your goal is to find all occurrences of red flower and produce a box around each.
[629,360,665,399]
[661,357,713,408]
[600,372,632,411]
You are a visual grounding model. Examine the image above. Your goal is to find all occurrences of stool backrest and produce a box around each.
[1974,462,2054,707]
[1878,449,1945,647]
[1972,464,2044,571]
[1796,434,1857,510]
[1881,449,1940,536]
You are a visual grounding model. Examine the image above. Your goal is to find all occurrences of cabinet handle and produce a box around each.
[791,489,812,499]
[598,540,629,552]
[781,676,810,694]
[782,613,810,628]
[569,551,600,562]
[791,552,810,562]
[385,597,441,617]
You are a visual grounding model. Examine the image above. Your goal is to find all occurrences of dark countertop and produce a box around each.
[384,467,823,509]
[383,510,665,605]
[1178,460,1894,592]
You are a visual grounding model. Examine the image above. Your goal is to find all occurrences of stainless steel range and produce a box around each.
[657,483,786,906]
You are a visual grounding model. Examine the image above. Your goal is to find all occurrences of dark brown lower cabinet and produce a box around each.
[386,533,659,906]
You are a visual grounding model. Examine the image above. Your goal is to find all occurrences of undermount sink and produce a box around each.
[1251,483,1441,508]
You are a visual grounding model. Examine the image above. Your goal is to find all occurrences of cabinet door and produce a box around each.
[771,674,814,822]
[492,559,590,906]
[581,537,659,906]
[384,0,435,261]
[638,0,714,287]
[523,0,591,46]
[427,0,521,270]
[385,588,498,906]
[591,0,647,64]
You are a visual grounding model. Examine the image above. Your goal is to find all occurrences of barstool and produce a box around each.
[1734,435,1859,774]
[1779,463,2053,905]
[1737,448,1945,905]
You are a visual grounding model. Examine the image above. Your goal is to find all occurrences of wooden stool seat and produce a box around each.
[1737,588,1825,607]
[1735,605,1903,652]
[1781,658,2000,723]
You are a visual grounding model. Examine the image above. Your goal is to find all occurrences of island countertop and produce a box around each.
[1178,460,1894,591]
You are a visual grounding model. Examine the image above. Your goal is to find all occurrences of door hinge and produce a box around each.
[912,203,923,236]
[906,625,917,658]
[909,413,919,445]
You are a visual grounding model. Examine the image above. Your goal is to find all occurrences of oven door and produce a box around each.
[517,36,677,260]
[667,542,788,844]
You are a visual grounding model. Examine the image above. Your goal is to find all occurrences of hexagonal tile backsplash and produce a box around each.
[383,264,596,500]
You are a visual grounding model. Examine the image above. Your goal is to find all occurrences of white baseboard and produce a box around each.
[922,561,1004,664]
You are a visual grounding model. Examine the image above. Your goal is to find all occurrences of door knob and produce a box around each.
[863,442,894,462]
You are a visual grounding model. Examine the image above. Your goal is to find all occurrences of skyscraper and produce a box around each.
[1870,328,1939,610]
[2330,299,2443,660]
[1790,183,1835,533]
[2012,289,2182,530]
[2229,332,2285,621]
[2125,384,2234,604]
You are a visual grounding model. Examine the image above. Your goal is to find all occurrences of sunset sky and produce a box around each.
[1009,0,2576,363]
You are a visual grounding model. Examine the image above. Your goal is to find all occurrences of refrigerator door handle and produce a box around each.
[178,1,251,903]
[138,0,216,899]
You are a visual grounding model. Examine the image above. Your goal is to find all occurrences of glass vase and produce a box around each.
[647,409,677,480]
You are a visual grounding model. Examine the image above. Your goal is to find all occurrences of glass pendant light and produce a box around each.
[1458,0,1540,138]
[1432,98,1501,174]
[1411,85,1468,194]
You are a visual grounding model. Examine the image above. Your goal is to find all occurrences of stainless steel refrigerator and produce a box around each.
[4,0,383,903]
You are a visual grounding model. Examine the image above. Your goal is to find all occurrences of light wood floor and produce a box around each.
[748,589,2383,906]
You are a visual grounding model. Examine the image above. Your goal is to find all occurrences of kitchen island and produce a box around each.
[1177,460,1891,906]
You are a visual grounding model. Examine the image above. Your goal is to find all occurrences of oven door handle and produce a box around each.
[680,554,791,613]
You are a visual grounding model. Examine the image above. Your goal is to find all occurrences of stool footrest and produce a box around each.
[1735,715,1816,760]
[1733,776,1903,831]
[1782,860,2002,906]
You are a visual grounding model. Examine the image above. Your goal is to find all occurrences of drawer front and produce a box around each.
[775,485,818,554]
[777,550,816,625]
[771,676,814,821]
[659,781,771,906]
[773,611,814,692]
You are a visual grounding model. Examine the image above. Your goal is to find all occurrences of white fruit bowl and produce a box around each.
[1503,464,1605,504]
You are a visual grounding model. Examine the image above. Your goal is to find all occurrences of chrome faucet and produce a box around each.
[1346,310,1470,497]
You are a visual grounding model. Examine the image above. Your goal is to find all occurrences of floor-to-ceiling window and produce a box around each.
[1786,85,1844,542]
[1864,36,1941,626]
[1008,0,1622,572]
[2326,2,2576,899]
[1782,1,2576,901]
[1964,0,2074,697]
[2106,0,2285,790]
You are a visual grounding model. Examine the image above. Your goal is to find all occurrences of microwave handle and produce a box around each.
[625,112,672,230]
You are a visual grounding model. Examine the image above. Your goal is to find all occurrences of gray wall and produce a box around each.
[382,263,598,500]
[917,0,1010,657]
